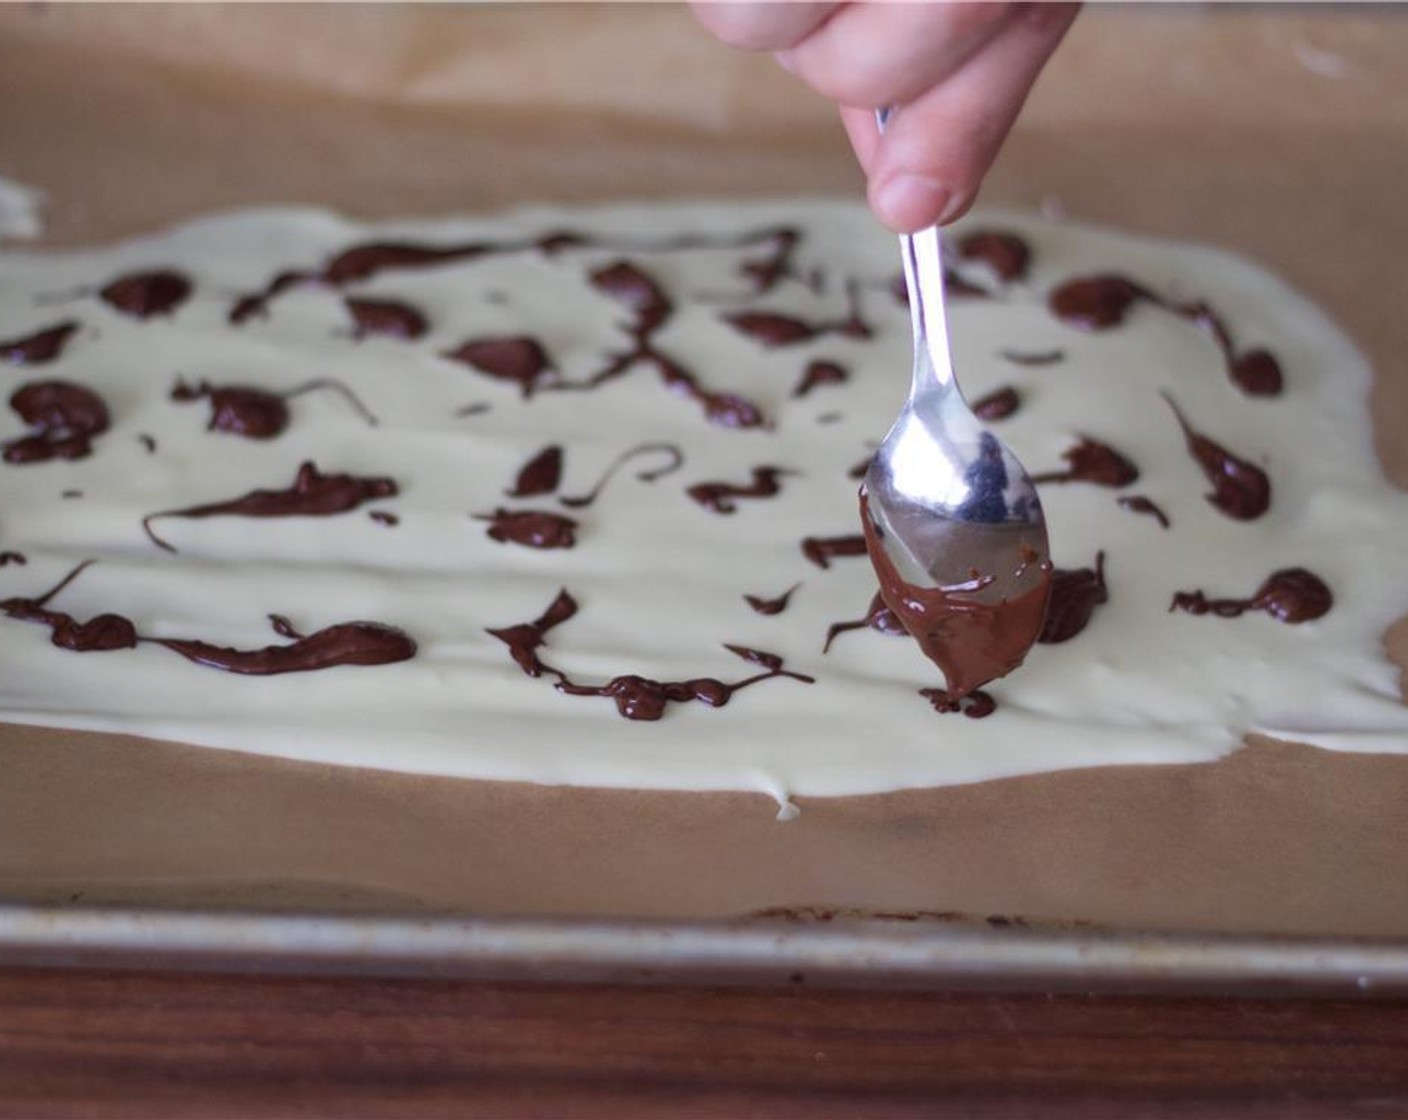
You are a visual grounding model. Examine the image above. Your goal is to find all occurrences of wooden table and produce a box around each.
[3,966,1407,1117]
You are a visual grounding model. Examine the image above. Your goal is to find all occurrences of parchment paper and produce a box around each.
[1,3,1406,937]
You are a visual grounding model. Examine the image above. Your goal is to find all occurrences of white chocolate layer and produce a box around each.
[0,200,1405,800]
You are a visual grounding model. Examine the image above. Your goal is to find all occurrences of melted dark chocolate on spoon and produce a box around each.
[861,493,1053,699]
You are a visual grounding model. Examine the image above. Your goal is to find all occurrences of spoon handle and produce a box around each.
[875,108,956,400]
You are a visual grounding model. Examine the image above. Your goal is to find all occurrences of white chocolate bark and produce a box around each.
[0,200,1404,802]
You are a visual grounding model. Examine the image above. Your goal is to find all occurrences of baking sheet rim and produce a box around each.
[1,905,1405,997]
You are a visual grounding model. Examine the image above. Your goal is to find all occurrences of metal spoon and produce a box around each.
[861,111,1051,698]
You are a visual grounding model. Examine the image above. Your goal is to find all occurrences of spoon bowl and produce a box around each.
[861,160,1051,698]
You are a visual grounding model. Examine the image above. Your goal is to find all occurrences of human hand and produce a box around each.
[690,2,1079,233]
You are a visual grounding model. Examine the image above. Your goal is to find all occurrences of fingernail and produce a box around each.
[874,174,951,233]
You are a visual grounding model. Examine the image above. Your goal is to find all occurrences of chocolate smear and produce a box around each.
[486,588,579,677]
[792,359,848,399]
[1,321,80,366]
[971,385,1020,421]
[137,433,157,454]
[1162,392,1270,520]
[345,297,428,341]
[142,461,397,553]
[442,336,556,398]
[591,261,672,333]
[1117,495,1170,529]
[3,380,110,464]
[99,270,191,319]
[474,508,578,550]
[919,687,998,719]
[170,377,377,439]
[1038,552,1108,644]
[506,444,563,498]
[745,582,800,617]
[1171,568,1331,624]
[368,510,399,527]
[687,465,792,514]
[0,551,26,566]
[801,534,868,569]
[1031,437,1138,487]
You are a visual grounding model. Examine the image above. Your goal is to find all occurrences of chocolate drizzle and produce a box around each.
[142,461,397,552]
[792,360,848,399]
[230,225,802,326]
[441,337,557,398]
[1031,437,1138,487]
[723,280,870,348]
[487,589,813,721]
[155,616,416,675]
[1171,568,1332,624]
[744,582,800,617]
[687,466,792,514]
[1163,392,1270,520]
[971,385,1020,421]
[1049,274,1283,396]
[345,297,428,340]
[170,377,377,439]
[0,551,26,566]
[368,510,399,527]
[474,508,578,550]
[1038,553,1108,644]
[506,444,563,498]
[0,562,416,672]
[138,433,157,454]
[958,230,1030,282]
[0,321,80,366]
[1117,495,1170,528]
[559,442,683,509]
[801,534,868,569]
[823,591,905,652]
[3,380,110,464]
[99,270,191,319]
